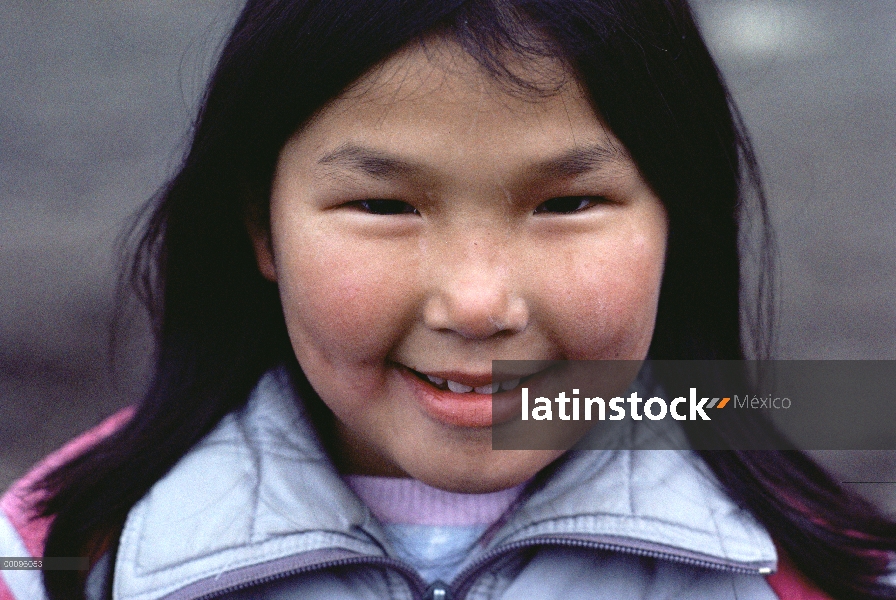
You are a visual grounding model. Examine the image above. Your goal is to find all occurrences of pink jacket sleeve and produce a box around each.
[766,549,835,600]
[0,408,133,600]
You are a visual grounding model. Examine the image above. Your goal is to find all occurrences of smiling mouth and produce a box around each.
[407,369,528,394]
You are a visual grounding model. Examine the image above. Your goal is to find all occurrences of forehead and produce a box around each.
[293,37,623,165]
[341,35,575,110]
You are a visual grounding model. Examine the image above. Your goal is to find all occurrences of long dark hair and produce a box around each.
[37,1,896,598]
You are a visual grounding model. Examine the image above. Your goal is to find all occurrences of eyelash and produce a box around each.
[533,196,605,214]
[353,196,606,216]
[354,199,419,215]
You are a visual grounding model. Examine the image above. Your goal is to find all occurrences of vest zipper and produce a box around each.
[449,535,775,600]
[184,554,428,600]
[180,535,773,600]
[423,580,451,600]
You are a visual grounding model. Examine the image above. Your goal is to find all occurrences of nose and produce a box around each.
[422,239,529,340]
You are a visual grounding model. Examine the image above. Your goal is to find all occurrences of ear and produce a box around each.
[245,206,278,282]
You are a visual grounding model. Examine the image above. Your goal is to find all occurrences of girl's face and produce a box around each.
[252,40,668,492]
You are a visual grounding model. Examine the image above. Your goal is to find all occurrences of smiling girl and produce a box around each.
[254,41,668,489]
[2,1,895,599]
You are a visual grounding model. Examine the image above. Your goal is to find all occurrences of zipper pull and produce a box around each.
[423,580,451,600]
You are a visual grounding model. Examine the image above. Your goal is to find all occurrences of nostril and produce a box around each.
[429,312,519,340]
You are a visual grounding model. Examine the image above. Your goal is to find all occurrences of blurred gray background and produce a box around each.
[1,2,894,511]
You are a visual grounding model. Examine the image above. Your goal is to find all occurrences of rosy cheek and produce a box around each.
[277,244,416,363]
[547,232,665,359]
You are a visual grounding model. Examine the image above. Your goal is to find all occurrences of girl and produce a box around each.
[2,0,895,598]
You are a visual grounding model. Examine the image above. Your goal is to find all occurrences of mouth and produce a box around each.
[409,370,526,395]
[398,365,539,429]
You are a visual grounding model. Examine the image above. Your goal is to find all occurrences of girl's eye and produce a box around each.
[534,196,603,214]
[356,199,419,215]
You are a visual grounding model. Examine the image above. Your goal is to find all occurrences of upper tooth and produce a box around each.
[447,380,474,393]
[426,375,446,385]
[474,383,496,394]
[500,378,521,391]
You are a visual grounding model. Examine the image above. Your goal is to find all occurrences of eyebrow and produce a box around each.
[316,141,630,180]
[317,143,423,180]
[533,143,631,178]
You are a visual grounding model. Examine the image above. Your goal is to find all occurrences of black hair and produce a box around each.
[37,1,896,598]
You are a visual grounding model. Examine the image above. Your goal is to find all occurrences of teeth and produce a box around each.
[422,374,519,394]
[500,378,521,391]
[447,380,474,393]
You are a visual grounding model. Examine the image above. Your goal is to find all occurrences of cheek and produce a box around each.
[540,226,666,358]
[275,233,418,364]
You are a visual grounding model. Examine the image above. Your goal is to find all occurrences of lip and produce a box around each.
[408,362,552,390]
[400,367,521,428]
